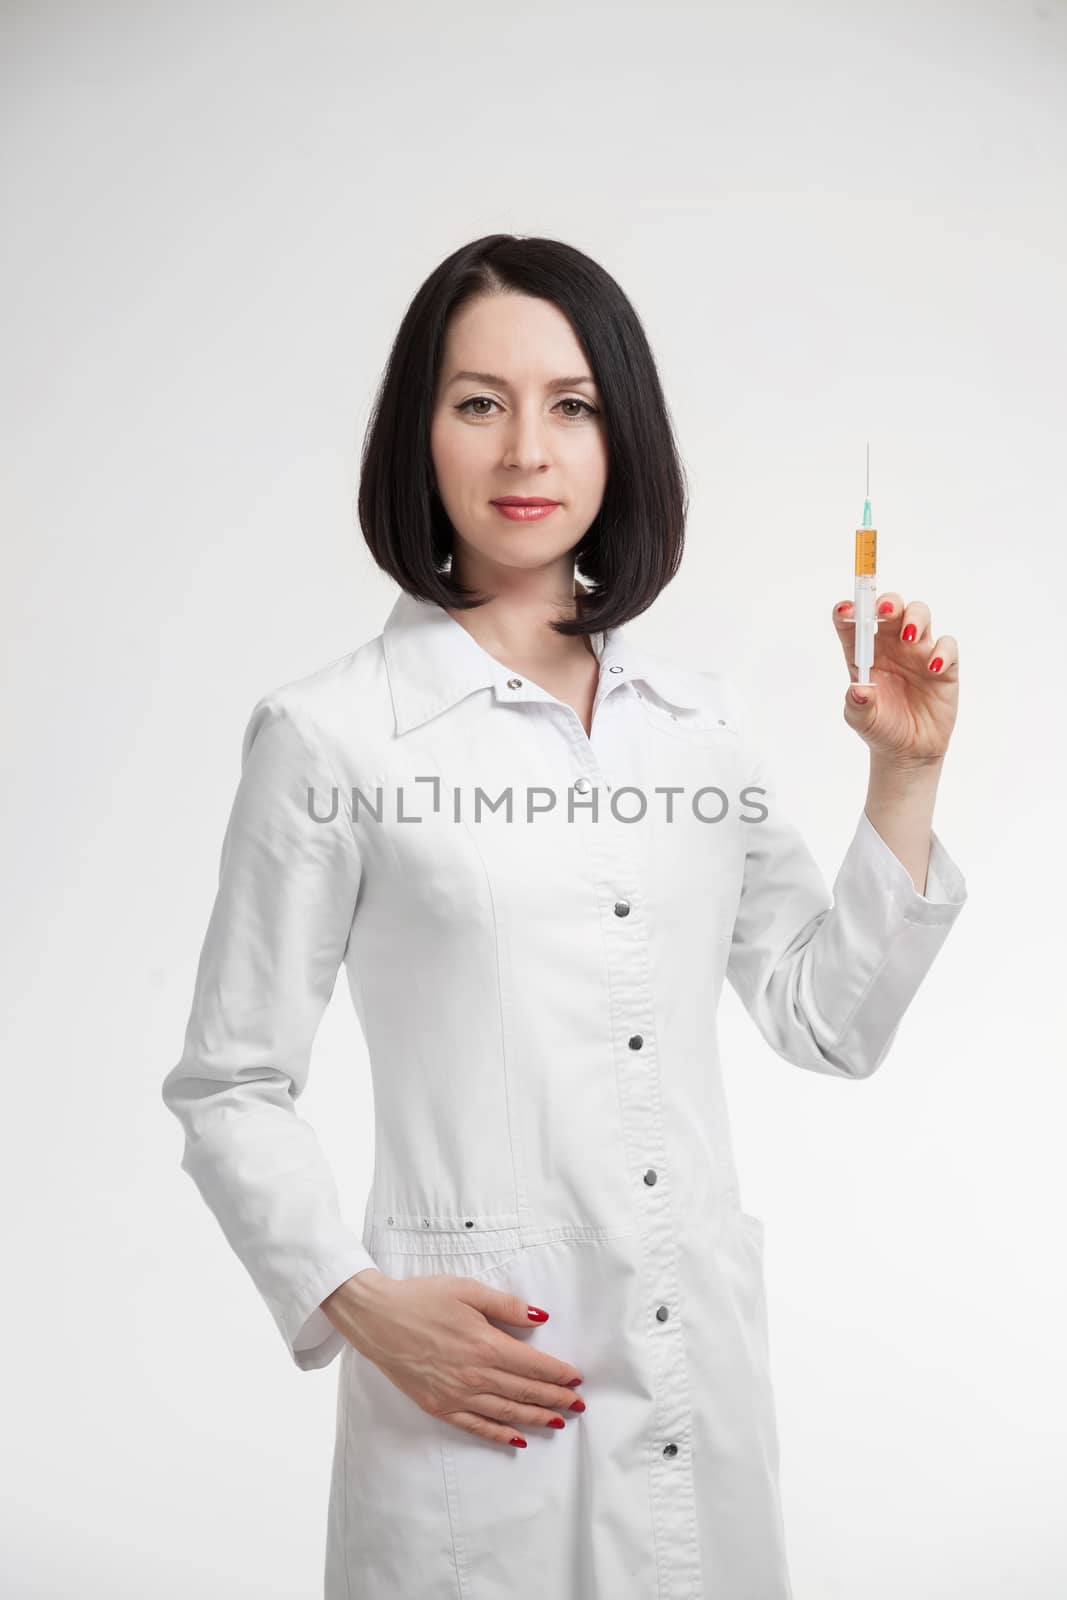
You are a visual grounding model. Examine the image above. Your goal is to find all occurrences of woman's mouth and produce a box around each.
[490,498,561,522]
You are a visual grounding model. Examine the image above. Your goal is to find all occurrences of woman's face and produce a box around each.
[430,291,609,578]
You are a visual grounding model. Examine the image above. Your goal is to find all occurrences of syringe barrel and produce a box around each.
[853,566,878,686]
[854,526,877,577]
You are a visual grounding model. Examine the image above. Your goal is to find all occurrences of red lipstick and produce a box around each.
[490,496,561,522]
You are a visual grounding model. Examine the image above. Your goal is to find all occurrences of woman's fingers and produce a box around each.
[442,1408,532,1446]
[833,594,941,672]
[923,633,958,678]
[477,1364,586,1417]
[439,1370,585,1447]
[833,591,907,629]
[894,598,932,645]
[467,1388,573,1430]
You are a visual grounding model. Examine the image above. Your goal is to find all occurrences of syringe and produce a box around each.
[853,443,878,687]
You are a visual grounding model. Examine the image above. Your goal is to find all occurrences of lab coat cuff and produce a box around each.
[818,808,968,1076]
[852,808,969,925]
[276,1237,381,1372]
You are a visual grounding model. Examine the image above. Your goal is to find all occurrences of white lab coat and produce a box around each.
[162,587,968,1598]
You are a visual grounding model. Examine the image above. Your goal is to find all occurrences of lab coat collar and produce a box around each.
[382,587,704,736]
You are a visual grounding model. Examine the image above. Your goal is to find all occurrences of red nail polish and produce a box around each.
[837,602,852,612]
[548,1417,566,1429]
[527,1305,549,1322]
[851,689,869,704]
[567,1378,583,1387]
[569,1397,586,1412]
[928,657,943,672]
[878,602,894,615]
[902,624,917,643]
[509,1435,527,1447]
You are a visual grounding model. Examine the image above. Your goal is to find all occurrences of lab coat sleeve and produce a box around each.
[721,682,968,1080]
[161,692,379,1370]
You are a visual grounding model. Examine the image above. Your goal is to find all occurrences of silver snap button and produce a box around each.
[507,677,523,689]
[717,718,725,725]
[575,777,591,793]
[643,1169,657,1186]
[655,1305,669,1322]
[663,1442,678,1458]
[628,1034,644,1050]
[464,1219,474,1228]
[609,664,623,673]
[614,899,631,917]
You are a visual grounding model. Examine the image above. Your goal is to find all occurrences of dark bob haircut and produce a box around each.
[357,233,689,638]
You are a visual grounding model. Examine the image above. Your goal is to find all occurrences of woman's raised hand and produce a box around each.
[832,591,960,766]
[321,1268,585,1448]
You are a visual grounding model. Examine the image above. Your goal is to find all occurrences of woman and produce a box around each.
[162,234,968,1599]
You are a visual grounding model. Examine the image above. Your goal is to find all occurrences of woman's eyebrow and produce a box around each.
[446,370,597,390]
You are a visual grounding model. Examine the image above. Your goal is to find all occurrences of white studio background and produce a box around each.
[2,3,1064,1596]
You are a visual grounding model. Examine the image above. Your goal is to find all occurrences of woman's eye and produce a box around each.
[558,397,598,419]
[455,396,599,421]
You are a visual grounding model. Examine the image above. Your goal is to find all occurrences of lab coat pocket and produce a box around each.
[329,1236,531,1597]
[366,1218,527,1287]
[372,1243,528,1287]
[637,693,742,747]
[636,701,747,944]
[726,1207,771,1376]
[738,1208,765,1246]
[332,1335,460,1598]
